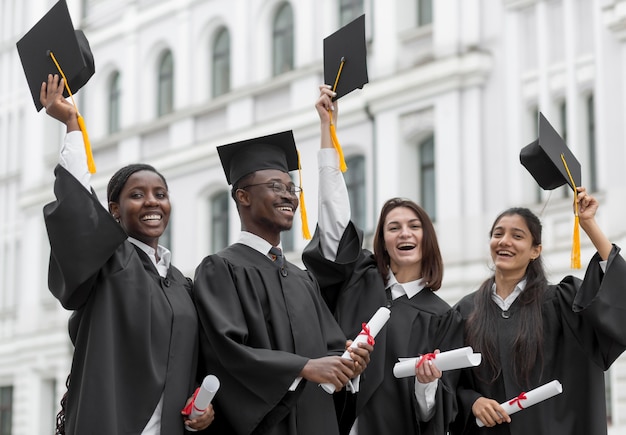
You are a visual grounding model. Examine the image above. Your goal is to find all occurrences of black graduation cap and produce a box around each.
[520,112,581,191]
[323,14,368,101]
[217,130,299,186]
[16,0,95,111]
[217,130,311,239]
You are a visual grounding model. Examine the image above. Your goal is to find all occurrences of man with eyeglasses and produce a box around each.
[193,131,372,435]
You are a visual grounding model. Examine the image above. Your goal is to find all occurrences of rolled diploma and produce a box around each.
[185,375,220,432]
[321,307,391,394]
[393,346,482,378]
[476,380,563,427]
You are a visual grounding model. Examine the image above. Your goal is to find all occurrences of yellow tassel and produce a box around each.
[571,215,581,269]
[77,115,96,173]
[297,151,311,240]
[49,51,96,174]
[560,153,581,269]
[329,122,347,172]
[328,57,348,173]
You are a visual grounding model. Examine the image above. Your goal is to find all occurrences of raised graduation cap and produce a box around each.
[322,15,368,172]
[217,130,311,239]
[16,0,95,112]
[520,112,583,268]
[520,112,581,191]
[323,14,369,101]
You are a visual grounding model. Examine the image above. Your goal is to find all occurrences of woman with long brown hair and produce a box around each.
[452,191,626,435]
[303,85,462,435]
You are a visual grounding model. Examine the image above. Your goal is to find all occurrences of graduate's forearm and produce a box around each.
[580,218,612,261]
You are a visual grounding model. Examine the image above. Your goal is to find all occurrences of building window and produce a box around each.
[419,135,436,221]
[211,191,230,253]
[558,100,569,198]
[0,386,13,435]
[108,71,121,134]
[339,0,363,26]
[586,94,597,192]
[417,0,433,26]
[212,28,231,97]
[344,155,366,230]
[272,3,294,76]
[157,50,174,116]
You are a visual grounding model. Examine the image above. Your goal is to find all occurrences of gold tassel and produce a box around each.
[77,115,96,173]
[297,151,311,239]
[329,57,348,173]
[571,214,581,269]
[330,123,347,172]
[49,51,96,174]
[561,154,581,269]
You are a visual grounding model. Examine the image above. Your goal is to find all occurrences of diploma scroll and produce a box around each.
[393,346,482,378]
[184,375,220,432]
[476,380,563,427]
[321,307,391,394]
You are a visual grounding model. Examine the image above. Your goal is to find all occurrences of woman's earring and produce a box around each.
[113,215,120,223]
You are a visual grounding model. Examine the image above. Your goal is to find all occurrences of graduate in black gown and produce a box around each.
[41,74,213,434]
[193,131,372,435]
[451,194,626,435]
[301,85,462,435]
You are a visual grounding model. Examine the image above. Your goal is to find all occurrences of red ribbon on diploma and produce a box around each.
[181,387,201,415]
[508,392,528,410]
[358,322,375,345]
[416,353,436,369]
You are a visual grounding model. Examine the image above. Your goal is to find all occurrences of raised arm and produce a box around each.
[576,187,612,261]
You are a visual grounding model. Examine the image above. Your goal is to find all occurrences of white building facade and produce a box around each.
[1,0,626,433]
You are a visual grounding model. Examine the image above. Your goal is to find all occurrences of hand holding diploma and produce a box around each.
[321,307,391,393]
[393,346,482,378]
[182,375,220,432]
[475,380,563,428]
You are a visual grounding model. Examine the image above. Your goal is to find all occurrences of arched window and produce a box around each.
[210,191,230,253]
[212,28,231,97]
[108,71,121,134]
[419,135,436,221]
[339,0,363,26]
[272,3,294,76]
[344,155,366,230]
[157,50,174,116]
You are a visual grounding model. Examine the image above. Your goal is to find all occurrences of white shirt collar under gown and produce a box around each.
[385,272,426,300]
[237,231,284,259]
[128,237,171,278]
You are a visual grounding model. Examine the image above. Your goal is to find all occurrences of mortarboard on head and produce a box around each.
[520,112,581,191]
[16,0,95,112]
[217,131,299,186]
[323,14,369,101]
[322,14,369,173]
[520,112,583,269]
[217,130,311,239]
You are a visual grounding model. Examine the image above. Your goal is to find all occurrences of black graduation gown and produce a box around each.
[193,243,348,435]
[44,165,199,435]
[302,222,462,435]
[451,246,626,435]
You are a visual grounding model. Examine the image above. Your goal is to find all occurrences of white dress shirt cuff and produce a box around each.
[414,378,438,421]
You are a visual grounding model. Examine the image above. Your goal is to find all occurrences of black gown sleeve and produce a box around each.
[43,165,127,309]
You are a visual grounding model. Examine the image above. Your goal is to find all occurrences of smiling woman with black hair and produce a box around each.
[451,192,626,435]
[41,74,213,435]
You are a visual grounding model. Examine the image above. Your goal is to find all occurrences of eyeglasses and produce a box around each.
[240,181,302,195]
